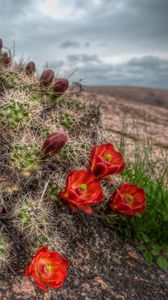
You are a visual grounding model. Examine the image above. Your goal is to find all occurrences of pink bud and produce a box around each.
[42,131,68,156]
[39,69,54,87]
[0,38,3,50]
[53,78,69,95]
[26,61,36,76]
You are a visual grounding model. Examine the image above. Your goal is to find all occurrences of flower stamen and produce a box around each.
[79,184,87,191]
[126,194,134,201]
[104,153,112,161]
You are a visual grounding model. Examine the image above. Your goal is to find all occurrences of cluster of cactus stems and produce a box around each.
[9,143,41,174]
[0,37,90,274]
[0,101,30,128]
[12,197,54,240]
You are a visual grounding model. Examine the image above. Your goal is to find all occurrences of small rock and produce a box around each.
[94,276,108,289]
[82,282,91,292]
[127,250,140,262]
[12,277,36,297]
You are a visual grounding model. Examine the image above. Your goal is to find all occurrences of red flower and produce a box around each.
[59,170,104,214]
[53,78,69,95]
[26,61,36,76]
[24,246,69,291]
[109,182,146,216]
[87,143,125,179]
[42,131,68,157]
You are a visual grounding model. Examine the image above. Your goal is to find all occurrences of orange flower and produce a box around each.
[109,182,146,216]
[87,143,125,179]
[24,247,69,291]
[59,170,104,214]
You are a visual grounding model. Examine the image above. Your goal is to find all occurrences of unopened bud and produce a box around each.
[53,78,69,95]
[0,38,3,51]
[39,69,54,87]
[3,55,11,66]
[42,131,68,157]
[26,61,36,76]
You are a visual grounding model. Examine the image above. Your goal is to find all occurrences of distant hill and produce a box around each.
[84,85,168,108]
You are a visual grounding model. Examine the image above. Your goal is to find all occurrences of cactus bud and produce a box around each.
[0,38,3,51]
[53,78,69,96]
[26,61,36,76]
[3,55,11,66]
[39,69,54,87]
[42,131,68,157]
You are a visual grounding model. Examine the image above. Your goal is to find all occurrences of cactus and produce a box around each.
[0,71,19,89]
[39,69,54,88]
[0,38,102,278]
[9,143,41,174]
[26,61,36,76]
[12,197,53,240]
[0,101,30,127]
[60,113,75,129]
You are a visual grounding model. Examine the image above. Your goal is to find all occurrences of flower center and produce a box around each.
[47,265,52,271]
[104,153,112,161]
[79,184,87,191]
[126,194,133,201]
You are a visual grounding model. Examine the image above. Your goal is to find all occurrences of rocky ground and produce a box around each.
[0,214,168,300]
[0,86,168,299]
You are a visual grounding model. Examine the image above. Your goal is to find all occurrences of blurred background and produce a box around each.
[0,0,168,88]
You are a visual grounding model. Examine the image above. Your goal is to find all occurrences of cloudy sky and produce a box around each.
[0,0,168,88]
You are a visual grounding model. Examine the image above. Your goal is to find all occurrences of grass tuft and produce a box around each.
[107,123,168,269]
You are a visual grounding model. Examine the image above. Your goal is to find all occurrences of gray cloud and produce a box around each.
[85,42,90,47]
[60,41,80,48]
[67,54,101,64]
[0,0,168,88]
[65,55,168,89]
[0,0,34,18]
